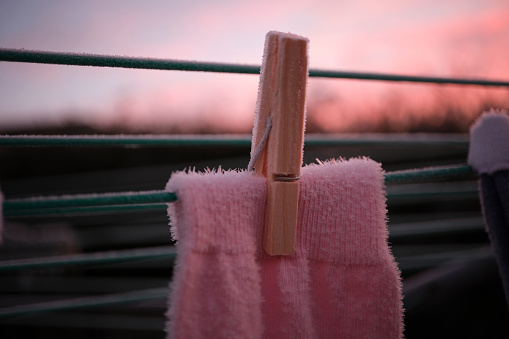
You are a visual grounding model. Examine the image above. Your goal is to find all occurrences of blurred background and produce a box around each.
[1,0,509,134]
[1,1,509,338]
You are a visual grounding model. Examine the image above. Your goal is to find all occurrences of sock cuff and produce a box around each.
[165,158,391,265]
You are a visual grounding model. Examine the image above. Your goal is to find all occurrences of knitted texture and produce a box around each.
[468,109,509,175]
[165,158,403,339]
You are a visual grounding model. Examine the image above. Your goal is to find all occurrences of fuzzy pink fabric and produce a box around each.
[165,158,403,339]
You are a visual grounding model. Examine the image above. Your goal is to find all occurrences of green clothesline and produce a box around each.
[2,48,509,87]
[0,135,253,148]
[0,134,469,148]
[383,164,474,184]
[3,190,479,218]
[2,165,475,218]
[4,203,169,218]
[0,246,175,272]
[0,287,169,319]
[3,191,177,218]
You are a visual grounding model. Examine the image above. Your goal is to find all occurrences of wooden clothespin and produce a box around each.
[250,31,309,255]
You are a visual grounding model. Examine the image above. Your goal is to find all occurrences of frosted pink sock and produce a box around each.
[165,170,266,339]
[258,159,403,338]
[165,159,403,339]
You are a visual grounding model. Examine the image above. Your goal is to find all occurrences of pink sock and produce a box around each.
[166,159,403,338]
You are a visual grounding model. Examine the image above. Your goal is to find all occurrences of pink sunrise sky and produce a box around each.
[0,0,508,133]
